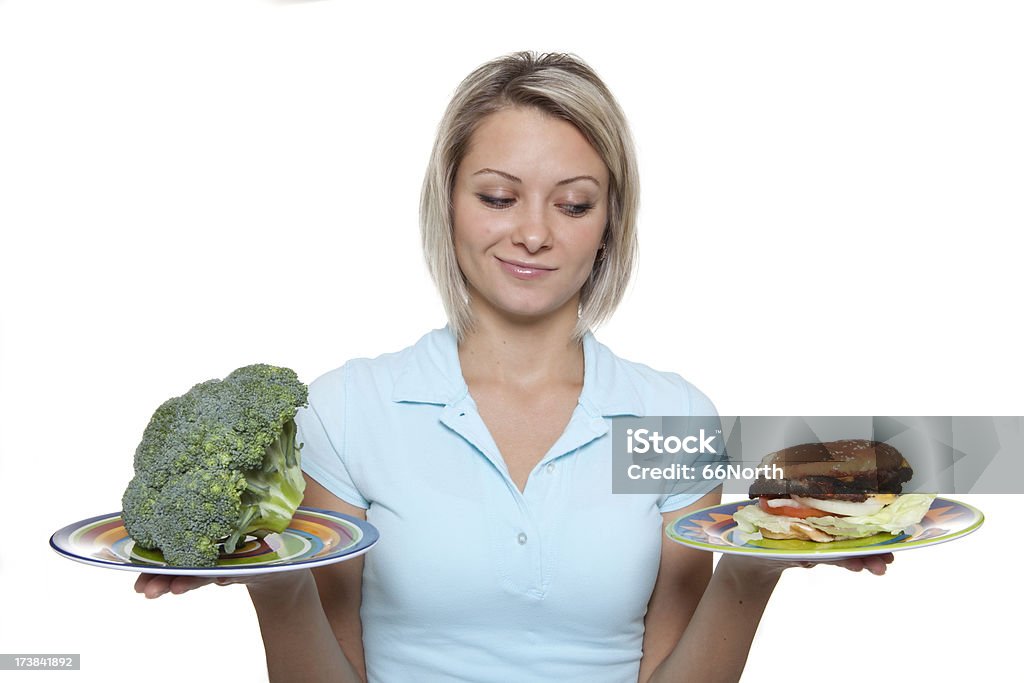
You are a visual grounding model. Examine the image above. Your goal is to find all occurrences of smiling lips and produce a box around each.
[496,257,556,280]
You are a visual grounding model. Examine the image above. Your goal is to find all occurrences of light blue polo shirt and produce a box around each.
[296,327,720,683]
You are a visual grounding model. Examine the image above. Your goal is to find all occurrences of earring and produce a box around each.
[597,243,607,262]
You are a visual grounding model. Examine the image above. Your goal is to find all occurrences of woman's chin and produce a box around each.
[477,297,578,327]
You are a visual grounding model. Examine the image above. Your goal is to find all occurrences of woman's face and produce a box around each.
[452,106,609,326]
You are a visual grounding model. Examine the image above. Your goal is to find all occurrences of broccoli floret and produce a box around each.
[121,364,308,567]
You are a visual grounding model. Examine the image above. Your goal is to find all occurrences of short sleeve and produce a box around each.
[657,379,728,514]
[296,365,369,509]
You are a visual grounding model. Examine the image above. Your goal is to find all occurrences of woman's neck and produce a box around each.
[457,303,584,390]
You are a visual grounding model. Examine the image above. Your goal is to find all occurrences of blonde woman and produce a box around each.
[137,52,892,683]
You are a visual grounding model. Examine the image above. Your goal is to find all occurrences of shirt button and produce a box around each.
[517,532,528,545]
[545,463,555,473]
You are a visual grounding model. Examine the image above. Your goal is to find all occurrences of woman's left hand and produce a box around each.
[783,552,894,575]
[718,551,896,583]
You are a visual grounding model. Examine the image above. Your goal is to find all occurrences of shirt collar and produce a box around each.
[391,326,644,417]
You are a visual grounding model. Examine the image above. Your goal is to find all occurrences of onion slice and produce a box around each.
[790,495,892,517]
[765,497,805,509]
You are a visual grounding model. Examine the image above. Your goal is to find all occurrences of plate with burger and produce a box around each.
[667,439,984,559]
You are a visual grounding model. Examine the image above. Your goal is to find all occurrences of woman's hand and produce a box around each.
[717,551,896,584]
[134,568,309,599]
[788,552,895,576]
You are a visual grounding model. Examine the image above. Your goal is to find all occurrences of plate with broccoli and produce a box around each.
[50,506,378,575]
[50,363,379,575]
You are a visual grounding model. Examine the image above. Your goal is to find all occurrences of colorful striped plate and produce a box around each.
[667,497,983,560]
[50,506,378,576]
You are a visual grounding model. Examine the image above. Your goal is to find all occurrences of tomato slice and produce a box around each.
[758,496,831,519]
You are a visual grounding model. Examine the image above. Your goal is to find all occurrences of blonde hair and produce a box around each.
[420,51,639,342]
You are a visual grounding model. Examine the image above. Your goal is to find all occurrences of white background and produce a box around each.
[1,1,1021,681]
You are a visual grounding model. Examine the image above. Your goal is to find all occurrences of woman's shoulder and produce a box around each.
[585,334,717,417]
[306,327,459,405]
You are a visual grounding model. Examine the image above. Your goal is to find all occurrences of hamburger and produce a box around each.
[732,439,936,543]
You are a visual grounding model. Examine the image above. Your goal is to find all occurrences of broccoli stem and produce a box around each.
[284,422,298,469]
[223,419,306,554]
[245,481,271,497]
[224,506,258,554]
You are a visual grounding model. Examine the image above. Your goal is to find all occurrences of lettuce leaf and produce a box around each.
[732,494,937,540]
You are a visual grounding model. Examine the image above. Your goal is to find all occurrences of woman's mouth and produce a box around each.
[495,257,556,280]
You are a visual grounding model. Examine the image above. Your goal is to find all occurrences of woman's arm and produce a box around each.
[248,473,369,682]
[247,567,362,683]
[638,489,720,682]
[245,473,369,682]
[299,474,368,682]
[640,491,895,683]
[640,549,781,683]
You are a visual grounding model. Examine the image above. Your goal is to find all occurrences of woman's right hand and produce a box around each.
[134,568,310,599]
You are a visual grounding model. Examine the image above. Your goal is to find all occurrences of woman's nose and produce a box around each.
[511,203,553,253]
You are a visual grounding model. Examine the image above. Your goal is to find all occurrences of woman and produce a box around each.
[136,51,893,683]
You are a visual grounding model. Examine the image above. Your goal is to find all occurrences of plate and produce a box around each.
[667,497,983,560]
[50,506,379,576]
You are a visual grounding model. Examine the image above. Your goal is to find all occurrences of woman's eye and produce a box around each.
[560,203,594,217]
[477,194,515,209]
[475,194,593,217]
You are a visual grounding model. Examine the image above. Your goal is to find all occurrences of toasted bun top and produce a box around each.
[760,439,910,480]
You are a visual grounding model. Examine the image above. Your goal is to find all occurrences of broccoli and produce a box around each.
[121,364,308,567]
